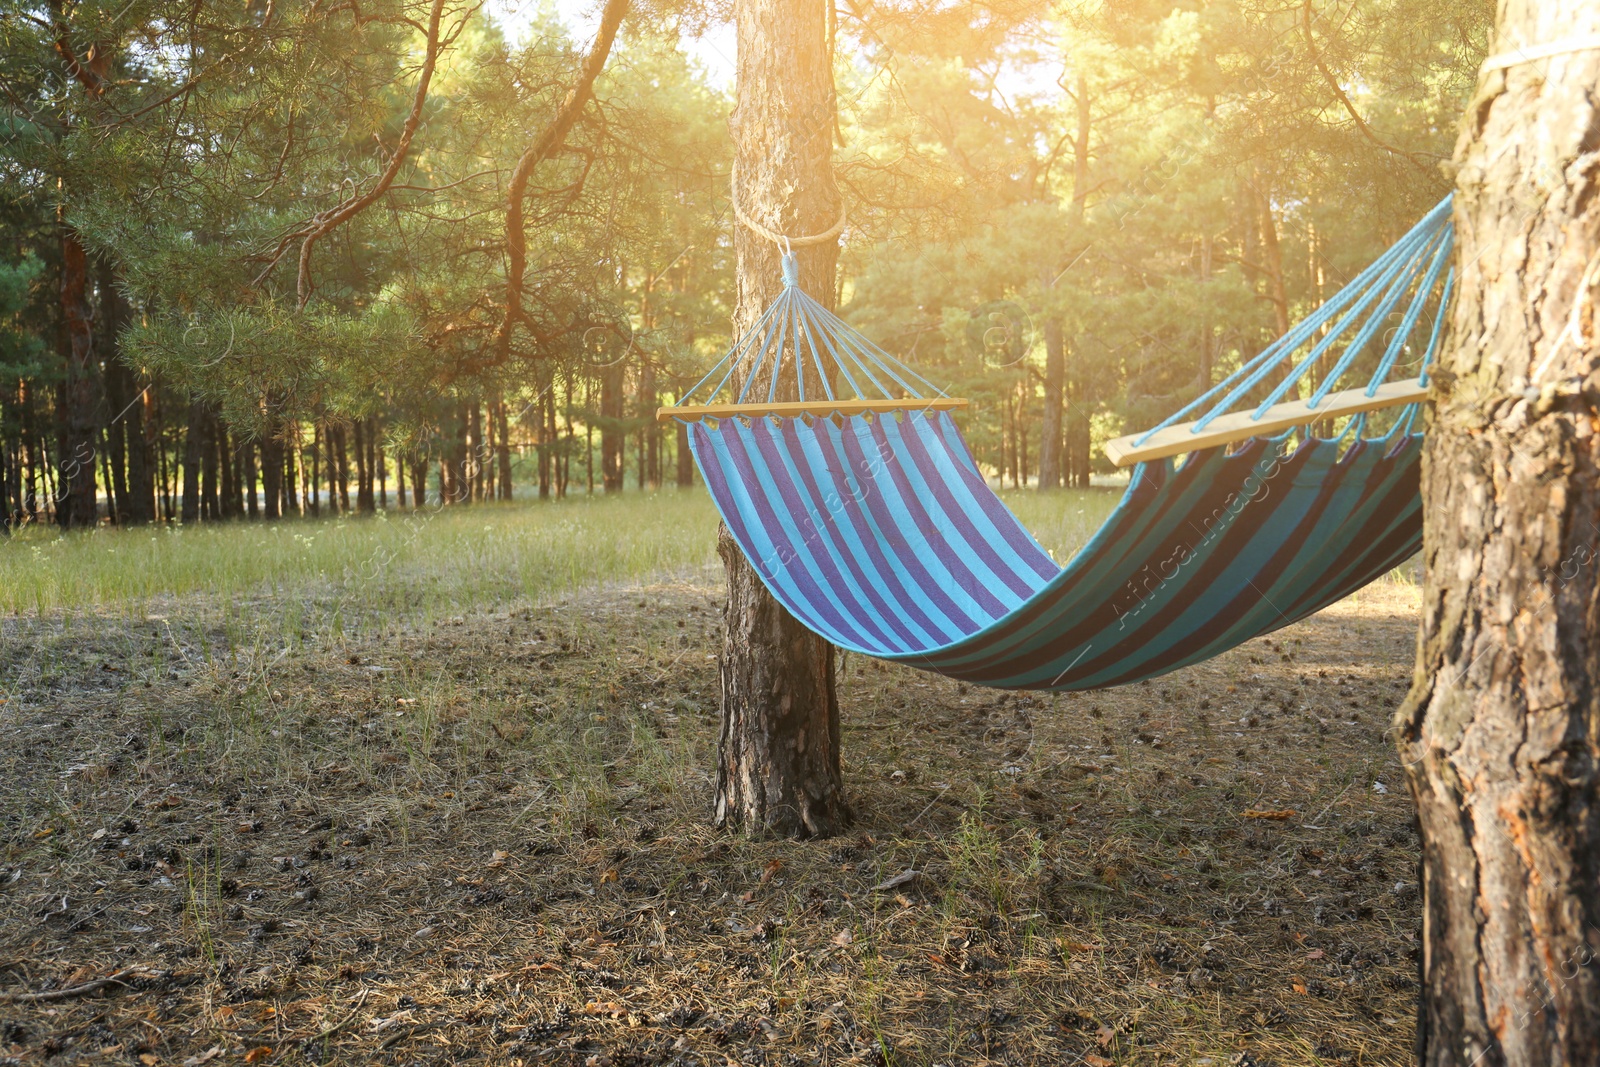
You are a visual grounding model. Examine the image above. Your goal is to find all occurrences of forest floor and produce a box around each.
[0,492,1425,1067]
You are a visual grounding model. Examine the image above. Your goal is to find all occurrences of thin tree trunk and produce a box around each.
[715,0,848,838]
[411,456,429,509]
[601,365,624,493]
[1067,335,1092,488]
[244,439,259,518]
[261,425,283,521]
[57,227,100,529]
[181,400,203,523]
[642,360,659,488]
[355,417,375,514]
[496,399,512,501]
[676,416,694,488]
[470,402,486,502]
[1401,5,1600,1061]
[221,425,242,518]
[308,423,321,517]
[201,410,220,520]
[335,424,351,512]
[1037,317,1065,490]
[325,424,341,515]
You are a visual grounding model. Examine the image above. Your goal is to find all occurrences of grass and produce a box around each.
[0,490,724,620]
[0,487,1426,1066]
[0,485,1130,622]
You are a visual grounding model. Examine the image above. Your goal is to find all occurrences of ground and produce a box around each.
[0,492,1425,1066]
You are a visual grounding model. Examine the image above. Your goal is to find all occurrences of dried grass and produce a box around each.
[0,496,1422,1067]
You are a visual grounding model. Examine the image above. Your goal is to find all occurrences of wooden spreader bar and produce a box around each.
[658,396,969,423]
[1103,380,1431,468]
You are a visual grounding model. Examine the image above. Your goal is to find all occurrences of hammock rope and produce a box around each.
[666,196,1455,691]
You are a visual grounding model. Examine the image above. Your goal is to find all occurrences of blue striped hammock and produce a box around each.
[667,198,1453,690]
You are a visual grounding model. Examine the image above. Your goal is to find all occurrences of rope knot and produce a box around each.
[781,252,800,288]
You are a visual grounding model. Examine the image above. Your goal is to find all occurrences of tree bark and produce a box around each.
[1037,316,1065,490]
[714,0,849,838]
[56,228,101,529]
[676,417,694,488]
[496,400,513,500]
[1401,4,1600,1062]
[601,365,624,493]
[261,424,283,521]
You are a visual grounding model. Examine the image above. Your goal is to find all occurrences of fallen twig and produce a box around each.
[301,988,371,1044]
[0,967,150,1004]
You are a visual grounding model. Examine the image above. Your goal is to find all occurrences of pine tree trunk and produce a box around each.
[261,427,283,521]
[308,424,321,517]
[601,365,624,493]
[181,400,203,523]
[1402,5,1600,1061]
[1037,316,1065,490]
[470,402,486,502]
[200,410,219,520]
[495,400,512,500]
[411,456,429,509]
[715,0,848,838]
[676,418,694,488]
[335,424,351,512]
[355,418,376,514]
[243,440,258,518]
[283,426,299,516]
[57,228,101,529]
[642,361,660,488]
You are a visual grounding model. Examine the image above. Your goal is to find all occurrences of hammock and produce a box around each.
[663,197,1453,691]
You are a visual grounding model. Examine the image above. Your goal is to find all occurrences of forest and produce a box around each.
[14,0,1600,1064]
[1,0,1485,527]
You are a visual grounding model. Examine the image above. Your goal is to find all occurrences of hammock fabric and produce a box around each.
[674,198,1453,691]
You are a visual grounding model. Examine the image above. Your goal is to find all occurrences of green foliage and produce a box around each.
[0,253,45,381]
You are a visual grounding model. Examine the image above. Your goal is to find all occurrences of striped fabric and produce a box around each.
[692,410,1421,691]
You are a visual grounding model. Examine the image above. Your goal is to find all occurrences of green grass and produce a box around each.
[0,485,1129,620]
[0,490,723,619]
[998,484,1126,564]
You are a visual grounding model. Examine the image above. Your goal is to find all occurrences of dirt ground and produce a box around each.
[0,577,1425,1066]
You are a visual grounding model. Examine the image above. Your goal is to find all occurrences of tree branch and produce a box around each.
[250,0,452,307]
[492,0,630,365]
[1300,0,1438,175]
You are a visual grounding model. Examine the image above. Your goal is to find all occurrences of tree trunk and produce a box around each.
[496,400,513,501]
[411,456,430,509]
[308,424,321,516]
[1401,5,1600,1062]
[57,228,101,529]
[283,422,299,518]
[676,417,694,488]
[180,400,203,523]
[470,402,486,502]
[642,361,660,488]
[334,424,351,512]
[244,439,259,519]
[601,365,624,493]
[201,410,220,520]
[715,0,849,838]
[261,425,283,521]
[355,417,376,514]
[1037,316,1065,490]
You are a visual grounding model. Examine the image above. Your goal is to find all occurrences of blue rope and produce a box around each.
[1133,195,1453,443]
[1417,268,1455,388]
[1360,230,1453,396]
[673,196,1454,450]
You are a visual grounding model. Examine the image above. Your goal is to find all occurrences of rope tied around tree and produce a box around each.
[731,165,847,253]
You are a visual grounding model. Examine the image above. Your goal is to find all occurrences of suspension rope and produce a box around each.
[1482,33,1600,74]
[731,167,847,248]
